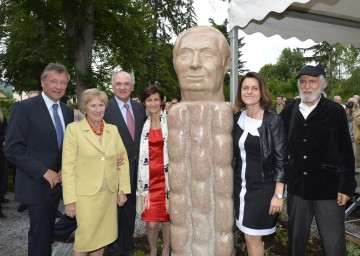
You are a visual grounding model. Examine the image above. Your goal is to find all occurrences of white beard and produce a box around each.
[298,86,323,103]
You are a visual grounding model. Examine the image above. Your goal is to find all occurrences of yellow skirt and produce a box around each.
[73,190,118,252]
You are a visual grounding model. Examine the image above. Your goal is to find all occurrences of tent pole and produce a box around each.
[230,27,238,103]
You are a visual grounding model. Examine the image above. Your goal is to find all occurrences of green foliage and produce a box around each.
[208,18,247,101]
[259,48,306,101]
[301,42,360,100]
[275,222,288,247]
[0,99,16,118]
[346,242,360,256]
[134,252,148,256]
[0,0,196,102]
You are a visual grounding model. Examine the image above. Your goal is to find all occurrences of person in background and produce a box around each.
[131,95,140,103]
[137,85,170,256]
[0,108,8,218]
[347,98,360,169]
[334,95,342,104]
[104,70,146,256]
[5,63,74,256]
[27,91,41,99]
[170,98,178,105]
[270,95,284,114]
[62,88,130,256]
[233,72,287,255]
[281,65,356,256]
[164,102,172,113]
[74,109,84,122]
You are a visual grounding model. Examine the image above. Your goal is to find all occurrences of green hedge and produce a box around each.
[0,99,16,119]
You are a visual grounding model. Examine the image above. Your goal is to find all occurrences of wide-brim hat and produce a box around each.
[296,65,326,79]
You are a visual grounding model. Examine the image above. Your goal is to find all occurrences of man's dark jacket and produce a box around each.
[280,97,357,200]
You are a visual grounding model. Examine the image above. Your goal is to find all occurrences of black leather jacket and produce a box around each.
[233,110,287,183]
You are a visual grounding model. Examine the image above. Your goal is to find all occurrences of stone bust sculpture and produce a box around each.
[168,26,234,256]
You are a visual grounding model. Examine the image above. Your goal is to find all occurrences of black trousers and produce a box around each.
[106,192,137,256]
[27,185,61,256]
[287,193,346,256]
[53,214,77,239]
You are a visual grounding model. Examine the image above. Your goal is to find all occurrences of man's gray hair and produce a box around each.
[111,70,135,86]
[297,74,326,88]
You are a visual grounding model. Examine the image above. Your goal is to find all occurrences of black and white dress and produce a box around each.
[234,110,277,236]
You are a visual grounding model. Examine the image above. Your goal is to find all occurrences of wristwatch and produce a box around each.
[274,193,283,199]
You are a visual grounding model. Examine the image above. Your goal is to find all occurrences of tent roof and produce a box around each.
[228,0,360,47]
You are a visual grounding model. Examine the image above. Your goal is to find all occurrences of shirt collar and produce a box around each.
[42,92,60,110]
[115,97,131,109]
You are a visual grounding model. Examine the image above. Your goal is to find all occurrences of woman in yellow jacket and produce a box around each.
[62,88,130,256]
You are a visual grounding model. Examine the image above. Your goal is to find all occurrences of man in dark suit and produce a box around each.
[5,63,74,256]
[104,70,146,256]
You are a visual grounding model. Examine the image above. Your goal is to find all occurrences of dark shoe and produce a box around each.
[52,235,75,244]
[56,209,63,218]
[17,204,27,212]
[1,198,10,203]
[0,211,5,218]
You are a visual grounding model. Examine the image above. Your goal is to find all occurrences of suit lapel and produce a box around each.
[130,100,144,141]
[80,119,109,153]
[35,96,58,149]
[109,97,132,140]
[60,102,73,126]
[101,124,111,153]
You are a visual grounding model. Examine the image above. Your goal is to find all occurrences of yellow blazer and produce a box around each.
[62,118,131,204]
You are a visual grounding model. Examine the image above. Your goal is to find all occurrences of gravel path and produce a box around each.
[0,193,146,256]
[2,185,360,256]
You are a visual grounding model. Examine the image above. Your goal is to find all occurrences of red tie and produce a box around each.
[124,103,135,140]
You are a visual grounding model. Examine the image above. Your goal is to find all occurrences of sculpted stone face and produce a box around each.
[173,27,230,101]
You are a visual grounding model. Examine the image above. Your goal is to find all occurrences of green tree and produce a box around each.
[0,0,196,103]
[301,42,346,88]
[209,18,247,101]
[259,48,306,100]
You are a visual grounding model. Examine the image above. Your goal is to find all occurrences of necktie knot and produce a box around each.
[124,103,129,110]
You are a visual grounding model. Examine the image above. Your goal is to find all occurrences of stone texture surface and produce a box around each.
[168,102,234,256]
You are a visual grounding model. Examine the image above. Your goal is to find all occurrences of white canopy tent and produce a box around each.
[228,0,360,102]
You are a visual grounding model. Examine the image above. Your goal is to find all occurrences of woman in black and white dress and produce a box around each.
[233,72,287,255]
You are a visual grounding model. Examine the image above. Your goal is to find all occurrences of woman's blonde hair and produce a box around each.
[79,88,108,113]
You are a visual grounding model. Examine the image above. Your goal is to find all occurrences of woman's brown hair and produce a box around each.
[141,85,165,110]
[234,72,272,110]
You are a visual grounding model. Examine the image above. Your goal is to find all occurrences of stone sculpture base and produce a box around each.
[168,102,234,256]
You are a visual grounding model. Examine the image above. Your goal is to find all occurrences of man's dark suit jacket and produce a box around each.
[104,97,146,190]
[104,97,146,255]
[4,95,74,204]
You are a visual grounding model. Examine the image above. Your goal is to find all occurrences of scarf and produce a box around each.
[136,111,170,213]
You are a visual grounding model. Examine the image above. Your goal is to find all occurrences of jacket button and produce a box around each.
[304,123,307,126]
[303,139,307,142]
[303,172,308,175]
[303,155,307,159]
[100,157,105,160]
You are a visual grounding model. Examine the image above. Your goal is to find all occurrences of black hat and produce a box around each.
[296,65,326,79]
